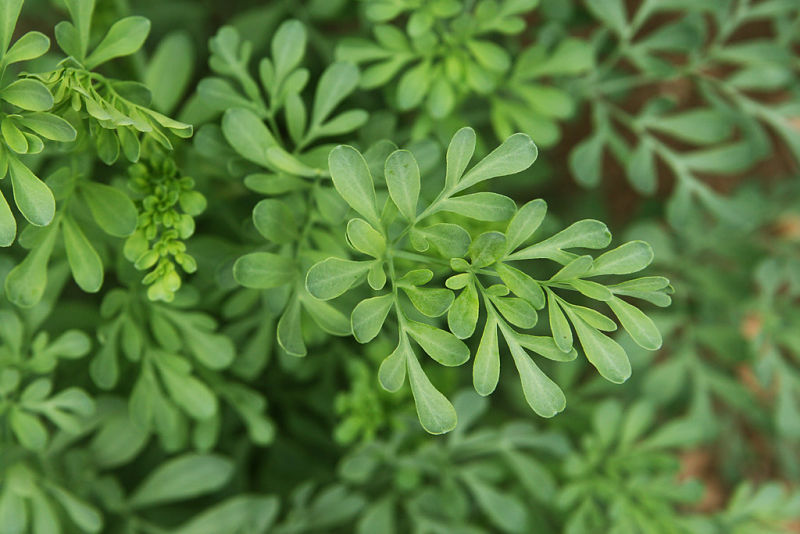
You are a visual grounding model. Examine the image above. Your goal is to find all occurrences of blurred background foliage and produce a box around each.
[1,0,799,532]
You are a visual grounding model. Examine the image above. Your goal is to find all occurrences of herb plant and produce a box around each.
[0,0,798,532]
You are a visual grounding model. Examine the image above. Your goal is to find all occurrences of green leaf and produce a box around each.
[585,0,627,37]
[19,113,77,142]
[30,491,59,534]
[0,191,17,246]
[21,378,51,402]
[55,21,81,60]
[360,57,407,89]
[776,385,800,439]
[546,289,572,352]
[356,497,395,534]
[2,118,27,153]
[315,186,349,223]
[589,241,653,276]
[5,226,57,308]
[491,296,537,329]
[519,38,594,78]
[384,150,420,220]
[63,0,95,60]
[312,62,359,126]
[448,282,479,339]
[473,314,500,396]
[10,408,47,450]
[405,320,469,366]
[607,297,662,350]
[346,218,385,257]
[285,93,307,144]
[94,126,120,164]
[566,303,617,331]
[244,171,305,197]
[301,292,351,336]
[278,298,306,357]
[1,79,53,111]
[466,475,527,532]
[514,334,577,362]
[506,333,566,417]
[517,85,574,119]
[647,109,733,145]
[440,192,516,222]
[306,257,371,299]
[180,324,235,370]
[619,401,655,446]
[379,336,409,391]
[455,133,537,192]
[639,415,708,450]
[233,252,295,289]
[445,273,469,289]
[314,109,368,138]
[403,286,453,317]
[197,78,254,112]
[89,407,148,468]
[637,17,703,52]
[367,260,386,290]
[506,199,547,252]
[0,0,23,54]
[495,263,545,309]
[506,451,557,503]
[549,255,593,281]
[145,31,195,114]
[26,132,44,154]
[445,127,476,189]
[413,223,471,258]
[221,108,275,167]
[682,141,758,174]
[427,77,455,118]
[469,231,507,268]
[328,145,381,227]
[510,219,611,260]
[272,20,306,82]
[397,269,433,287]
[80,182,138,237]
[566,309,631,383]
[626,141,657,195]
[63,217,103,292]
[569,134,604,187]
[405,349,457,434]
[49,330,91,358]
[467,39,511,72]
[277,67,309,98]
[352,294,393,343]
[85,16,151,69]
[129,454,234,508]
[0,489,25,534]
[174,496,280,534]
[253,199,297,243]
[47,486,102,533]
[397,61,431,110]
[568,279,613,301]
[609,277,672,307]
[4,31,50,65]
[157,359,218,419]
[265,146,320,177]
[729,65,792,91]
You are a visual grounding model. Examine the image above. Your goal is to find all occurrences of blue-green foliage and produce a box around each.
[0,0,798,532]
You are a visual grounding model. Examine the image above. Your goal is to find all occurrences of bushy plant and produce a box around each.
[0,0,798,532]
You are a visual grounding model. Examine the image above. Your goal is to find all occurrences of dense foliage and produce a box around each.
[1,0,799,532]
